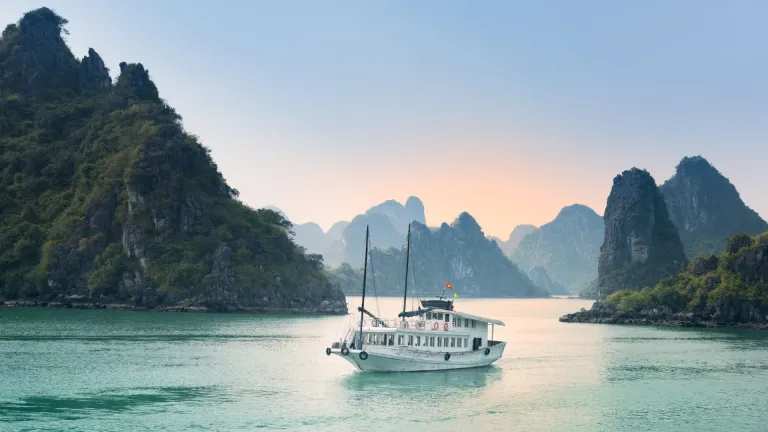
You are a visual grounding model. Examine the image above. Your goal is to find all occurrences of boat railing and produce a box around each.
[345,318,431,330]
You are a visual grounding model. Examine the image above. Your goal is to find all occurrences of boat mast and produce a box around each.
[401,223,411,316]
[359,225,370,350]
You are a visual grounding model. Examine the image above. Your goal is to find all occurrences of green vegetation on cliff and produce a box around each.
[0,8,346,312]
[605,233,768,318]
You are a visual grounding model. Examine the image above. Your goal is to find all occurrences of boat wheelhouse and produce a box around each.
[325,224,506,372]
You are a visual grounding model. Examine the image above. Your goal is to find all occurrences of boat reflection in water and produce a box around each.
[341,364,503,393]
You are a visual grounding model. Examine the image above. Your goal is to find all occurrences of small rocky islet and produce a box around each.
[561,160,768,329]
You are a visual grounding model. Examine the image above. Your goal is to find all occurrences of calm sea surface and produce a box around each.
[2,297,768,431]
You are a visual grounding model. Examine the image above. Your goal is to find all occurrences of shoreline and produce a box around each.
[559,305,768,330]
[0,300,349,316]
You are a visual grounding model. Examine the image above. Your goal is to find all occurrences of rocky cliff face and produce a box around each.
[0,8,346,314]
[660,156,767,259]
[598,168,687,296]
[511,204,603,293]
[331,213,548,298]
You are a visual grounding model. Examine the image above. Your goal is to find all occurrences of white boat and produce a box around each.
[325,224,506,372]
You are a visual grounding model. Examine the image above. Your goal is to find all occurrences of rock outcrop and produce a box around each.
[561,232,768,329]
[78,48,111,90]
[598,168,687,296]
[0,8,347,314]
[660,156,767,259]
[0,7,79,95]
[330,213,548,298]
[511,204,603,293]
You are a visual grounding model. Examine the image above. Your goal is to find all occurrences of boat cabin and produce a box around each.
[343,305,503,354]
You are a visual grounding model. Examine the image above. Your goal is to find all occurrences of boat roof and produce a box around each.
[450,310,505,326]
[418,298,505,326]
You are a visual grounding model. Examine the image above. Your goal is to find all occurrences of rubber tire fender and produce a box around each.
[484,348,490,356]
[359,351,369,360]
[341,347,350,356]
[326,347,331,356]
[445,352,451,361]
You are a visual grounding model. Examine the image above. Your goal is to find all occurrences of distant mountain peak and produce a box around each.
[555,203,599,220]
[507,224,537,243]
[117,62,159,101]
[510,204,603,294]
[1,7,79,95]
[661,156,767,258]
[405,196,423,206]
[451,212,482,234]
[676,155,715,172]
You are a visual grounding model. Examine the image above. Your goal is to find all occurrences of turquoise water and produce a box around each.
[2,297,768,431]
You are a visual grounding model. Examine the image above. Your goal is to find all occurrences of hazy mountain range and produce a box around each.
[282,155,767,300]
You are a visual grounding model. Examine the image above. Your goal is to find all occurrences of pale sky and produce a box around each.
[3,1,767,238]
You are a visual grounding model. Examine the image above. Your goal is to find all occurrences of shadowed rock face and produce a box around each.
[598,168,687,296]
[660,156,768,259]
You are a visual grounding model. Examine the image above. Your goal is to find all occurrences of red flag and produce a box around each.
[446,282,452,289]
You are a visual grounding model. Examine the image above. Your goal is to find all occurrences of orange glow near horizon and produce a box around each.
[244,134,613,238]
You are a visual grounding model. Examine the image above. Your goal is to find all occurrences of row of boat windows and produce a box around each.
[366,333,470,349]
[425,312,477,328]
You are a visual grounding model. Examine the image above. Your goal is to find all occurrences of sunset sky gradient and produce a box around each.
[3,1,767,237]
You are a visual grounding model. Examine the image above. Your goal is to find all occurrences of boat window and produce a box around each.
[444,314,450,322]
[437,313,443,320]
[443,337,448,347]
[456,318,461,328]
[464,318,469,327]
[389,334,395,346]
[450,338,455,348]
[397,335,404,345]
[416,336,421,346]
[464,338,468,348]
[437,337,442,347]
[429,337,435,347]
[471,319,476,328]
[408,335,413,346]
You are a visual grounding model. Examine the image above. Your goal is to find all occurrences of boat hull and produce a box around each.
[329,342,506,372]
